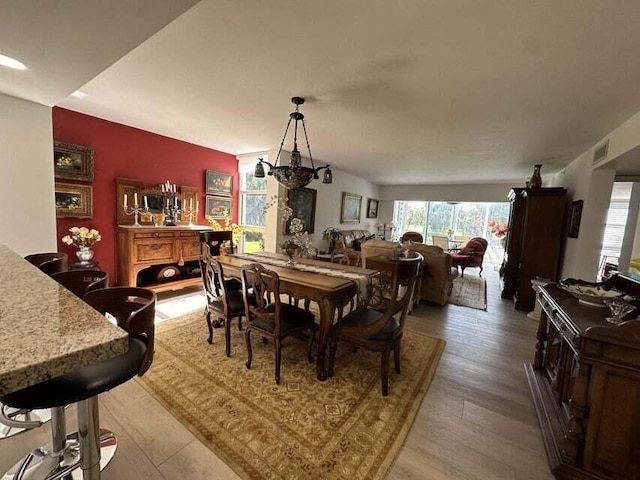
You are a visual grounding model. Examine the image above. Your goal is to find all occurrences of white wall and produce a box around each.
[0,93,56,255]
[380,183,513,203]
[550,108,640,280]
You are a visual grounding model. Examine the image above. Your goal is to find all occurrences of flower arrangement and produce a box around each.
[322,227,342,252]
[446,228,454,236]
[488,220,508,238]
[61,227,101,248]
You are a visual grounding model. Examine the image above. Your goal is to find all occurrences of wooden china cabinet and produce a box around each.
[501,187,567,311]
[526,274,640,480]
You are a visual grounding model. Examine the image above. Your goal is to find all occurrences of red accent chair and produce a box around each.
[450,237,488,277]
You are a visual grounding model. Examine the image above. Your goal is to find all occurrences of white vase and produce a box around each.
[76,246,94,264]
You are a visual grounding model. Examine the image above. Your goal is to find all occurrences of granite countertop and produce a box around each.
[0,245,129,396]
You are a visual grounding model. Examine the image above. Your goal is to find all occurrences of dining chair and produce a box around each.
[24,252,69,275]
[400,231,424,243]
[199,230,236,256]
[431,235,450,250]
[241,263,317,384]
[327,254,422,396]
[51,270,109,298]
[1,287,155,480]
[330,248,362,267]
[200,244,247,356]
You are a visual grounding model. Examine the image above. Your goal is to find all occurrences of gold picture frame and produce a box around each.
[53,141,94,182]
[55,182,93,218]
[341,192,362,224]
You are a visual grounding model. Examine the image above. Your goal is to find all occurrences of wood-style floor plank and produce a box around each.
[0,265,553,479]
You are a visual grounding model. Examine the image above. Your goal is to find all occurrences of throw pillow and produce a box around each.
[352,235,367,251]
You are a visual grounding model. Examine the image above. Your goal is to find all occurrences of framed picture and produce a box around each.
[55,182,93,218]
[283,187,317,234]
[205,170,233,196]
[366,198,379,218]
[53,141,94,182]
[341,192,362,224]
[568,200,583,238]
[205,195,232,219]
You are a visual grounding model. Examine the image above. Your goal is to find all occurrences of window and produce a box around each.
[239,165,267,253]
[600,182,632,267]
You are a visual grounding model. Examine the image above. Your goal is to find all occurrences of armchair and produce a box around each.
[450,237,488,277]
[400,231,424,243]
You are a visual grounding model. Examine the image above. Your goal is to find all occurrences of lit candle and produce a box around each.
[196,200,199,213]
[173,184,177,193]
[174,196,178,208]
[134,192,138,206]
[144,195,149,209]
[190,198,193,210]
[124,193,128,208]
[161,184,165,193]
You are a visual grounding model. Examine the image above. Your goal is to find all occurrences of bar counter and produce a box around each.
[0,245,128,396]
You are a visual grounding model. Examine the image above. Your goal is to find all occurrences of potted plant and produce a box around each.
[322,227,342,253]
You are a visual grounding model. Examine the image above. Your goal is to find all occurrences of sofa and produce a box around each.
[336,229,374,251]
[360,239,458,306]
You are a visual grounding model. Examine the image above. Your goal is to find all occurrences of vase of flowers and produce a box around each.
[61,227,101,264]
[322,227,341,253]
[487,220,508,247]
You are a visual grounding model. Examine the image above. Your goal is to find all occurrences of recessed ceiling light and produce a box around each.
[71,90,89,99]
[0,54,27,70]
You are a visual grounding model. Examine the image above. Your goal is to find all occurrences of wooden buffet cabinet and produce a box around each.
[115,225,212,292]
[525,275,640,480]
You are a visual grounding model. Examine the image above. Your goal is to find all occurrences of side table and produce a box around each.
[69,261,100,272]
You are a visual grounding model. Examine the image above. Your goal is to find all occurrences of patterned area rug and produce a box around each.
[138,311,445,480]
[449,274,488,310]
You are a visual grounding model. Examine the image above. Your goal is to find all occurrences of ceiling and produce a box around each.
[5,1,640,185]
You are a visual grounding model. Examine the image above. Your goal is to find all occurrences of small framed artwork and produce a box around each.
[341,192,362,224]
[205,170,233,196]
[53,141,94,182]
[283,187,317,234]
[55,182,93,218]
[366,198,379,218]
[205,195,232,219]
[568,200,583,238]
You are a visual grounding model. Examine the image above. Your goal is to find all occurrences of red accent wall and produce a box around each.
[53,107,238,282]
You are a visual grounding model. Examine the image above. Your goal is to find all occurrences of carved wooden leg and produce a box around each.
[206,312,214,345]
[245,329,253,369]
[224,316,232,357]
[275,339,282,385]
[381,348,391,396]
[534,310,549,369]
[327,333,338,378]
[563,362,591,462]
[393,339,401,374]
[307,326,315,363]
[316,297,337,381]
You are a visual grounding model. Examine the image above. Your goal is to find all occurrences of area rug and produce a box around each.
[449,274,488,310]
[138,312,445,480]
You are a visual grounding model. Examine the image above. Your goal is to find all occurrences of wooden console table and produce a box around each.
[525,274,640,479]
[115,225,212,292]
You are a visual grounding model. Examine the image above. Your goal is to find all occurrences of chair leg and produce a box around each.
[327,334,337,378]
[262,337,269,345]
[275,339,282,385]
[307,327,315,363]
[460,266,465,278]
[206,312,214,345]
[238,316,243,331]
[381,348,391,396]
[393,340,401,374]
[224,316,232,357]
[479,265,483,277]
[245,329,253,369]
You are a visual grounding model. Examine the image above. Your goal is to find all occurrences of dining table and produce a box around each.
[216,252,378,380]
[0,245,129,479]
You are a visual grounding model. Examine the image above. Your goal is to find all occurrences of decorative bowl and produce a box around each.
[558,280,634,308]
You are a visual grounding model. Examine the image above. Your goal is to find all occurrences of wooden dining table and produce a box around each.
[217,252,378,380]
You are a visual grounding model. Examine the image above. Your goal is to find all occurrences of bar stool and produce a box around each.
[0,254,71,439]
[24,253,69,275]
[0,287,156,480]
[51,270,109,298]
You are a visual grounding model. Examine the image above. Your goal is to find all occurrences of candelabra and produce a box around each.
[181,204,199,226]
[124,204,148,227]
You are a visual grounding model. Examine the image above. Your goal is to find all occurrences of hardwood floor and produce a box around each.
[0,266,553,479]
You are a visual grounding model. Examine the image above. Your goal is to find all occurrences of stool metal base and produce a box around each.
[1,428,116,480]
[0,408,52,439]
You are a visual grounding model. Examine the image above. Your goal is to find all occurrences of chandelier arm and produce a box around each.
[301,118,315,170]
[275,117,294,167]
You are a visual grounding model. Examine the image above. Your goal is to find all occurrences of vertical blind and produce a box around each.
[600,182,632,265]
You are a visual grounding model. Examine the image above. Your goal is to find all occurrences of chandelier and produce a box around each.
[254,97,332,189]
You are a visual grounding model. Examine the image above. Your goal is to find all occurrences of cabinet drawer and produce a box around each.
[180,231,200,238]
[135,239,175,263]
[134,231,176,239]
[180,239,201,260]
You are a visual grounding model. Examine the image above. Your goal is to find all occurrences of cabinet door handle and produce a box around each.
[149,244,162,250]
[153,232,160,237]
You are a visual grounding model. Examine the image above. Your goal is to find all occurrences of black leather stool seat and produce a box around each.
[2,337,145,410]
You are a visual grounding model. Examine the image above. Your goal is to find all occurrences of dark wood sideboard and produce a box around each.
[115,225,212,292]
[525,275,640,480]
